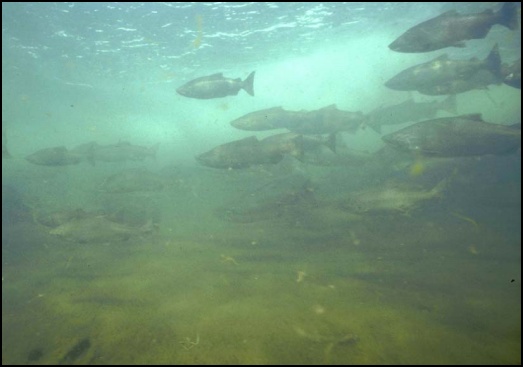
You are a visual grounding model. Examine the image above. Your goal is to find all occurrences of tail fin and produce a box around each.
[287,134,304,161]
[366,119,382,134]
[484,43,502,79]
[242,71,255,96]
[429,178,448,198]
[497,2,519,31]
[325,133,338,153]
[439,95,457,115]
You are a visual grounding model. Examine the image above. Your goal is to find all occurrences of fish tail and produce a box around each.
[497,2,519,31]
[366,119,382,134]
[242,71,255,96]
[288,134,304,161]
[484,43,502,80]
[439,95,457,115]
[325,133,338,153]
[429,178,447,198]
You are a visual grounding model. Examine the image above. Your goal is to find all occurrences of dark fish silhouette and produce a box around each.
[382,114,521,157]
[230,107,307,131]
[389,2,518,53]
[367,95,457,134]
[290,104,367,135]
[71,141,159,164]
[177,71,255,99]
[196,135,302,169]
[25,146,82,166]
[385,44,502,95]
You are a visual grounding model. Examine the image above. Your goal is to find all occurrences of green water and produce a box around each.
[2,167,520,364]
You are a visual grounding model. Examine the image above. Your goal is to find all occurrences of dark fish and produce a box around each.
[36,208,88,228]
[230,107,307,131]
[71,141,159,164]
[367,95,457,134]
[177,71,255,99]
[389,2,518,53]
[340,179,446,213]
[50,215,153,243]
[290,104,367,134]
[58,338,91,365]
[382,114,521,157]
[25,146,82,166]
[261,132,337,154]
[385,44,502,95]
[195,135,302,169]
[502,58,521,89]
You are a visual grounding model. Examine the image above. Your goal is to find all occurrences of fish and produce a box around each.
[216,180,317,223]
[99,168,170,193]
[367,95,457,134]
[71,141,159,164]
[261,132,337,154]
[230,107,308,131]
[502,58,521,89]
[385,44,502,95]
[35,208,88,228]
[290,104,367,134]
[49,215,154,243]
[176,71,255,99]
[381,114,521,157]
[25,146,82,166]
[340,179,446,214]
[195,135,302,169]
[389,2,518,53]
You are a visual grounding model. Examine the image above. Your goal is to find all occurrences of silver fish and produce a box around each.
[389,2,518,53]
[382,114,521,157]
[177,71,255,99]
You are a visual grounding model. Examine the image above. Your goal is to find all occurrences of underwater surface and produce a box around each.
[2,2,521,365]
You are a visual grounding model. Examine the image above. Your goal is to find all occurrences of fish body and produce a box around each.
[196,135,302,169]
[291,104,367,134]
[177,71,255,99]
[261,132,337,154]
[389,3,518,53]
[71,141,159,164]
[341,180,446,213]
[25,146,82,166]
[385,44,502,95]
[382,114,521,157]
[230,107,307,131]
[49,215,151,243]
[367,95,457,134]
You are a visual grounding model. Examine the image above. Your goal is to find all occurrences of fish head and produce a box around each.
[195,146,234,168]
[384,71,415,91]
[230,114,259,130]
[176,84,193,98]
[382,130,424,153]
[389,29,438,53]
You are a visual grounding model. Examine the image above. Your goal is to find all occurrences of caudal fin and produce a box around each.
[484,43,502,79]
[439,95,458,115]
[242,71,255,96]
[497,2,519,31]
